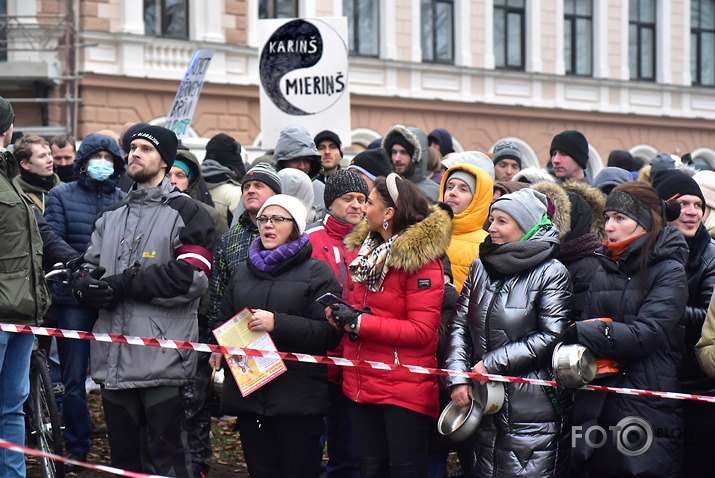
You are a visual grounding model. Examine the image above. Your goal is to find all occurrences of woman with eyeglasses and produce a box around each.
[326,173,452,477]
[209,194,342,478]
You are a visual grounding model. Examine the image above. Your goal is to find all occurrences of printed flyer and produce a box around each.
[213,308,287,397]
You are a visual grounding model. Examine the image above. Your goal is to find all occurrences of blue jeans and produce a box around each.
[57,305,96,455]
[0,331,33,478]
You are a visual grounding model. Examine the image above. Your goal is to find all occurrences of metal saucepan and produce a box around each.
[473,381,505,415]
[210,368,225,397]
[552,342,597,388]
[437,399,484,442]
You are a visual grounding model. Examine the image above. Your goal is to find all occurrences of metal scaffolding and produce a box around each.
[0,3,80,136]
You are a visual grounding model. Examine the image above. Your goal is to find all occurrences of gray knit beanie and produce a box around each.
[491,188,548,233]
[492,140,522,168]
[446,170,477,195]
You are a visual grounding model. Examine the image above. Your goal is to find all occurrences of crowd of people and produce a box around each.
[0,90,714,478]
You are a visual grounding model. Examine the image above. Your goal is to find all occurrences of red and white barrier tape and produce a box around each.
[4,323,715,404]
[0,438,168,477]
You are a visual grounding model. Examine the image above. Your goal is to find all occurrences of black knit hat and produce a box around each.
[385,135,415,159]
[205,133,245,177]
[324,169,369,208]
[121,122,149,157]
[130,125,178,170]
[608,150,642,172]
[0,96,14,134]
[652,169,706,208]
[242,162,281,194]
[550,130,589,169]
[314,130,343,157]
[347,148,393,180]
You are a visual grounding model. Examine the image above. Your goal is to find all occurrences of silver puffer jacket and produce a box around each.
[444,225,572,478]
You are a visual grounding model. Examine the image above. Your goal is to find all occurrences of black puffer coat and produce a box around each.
[679,223,715,391]
[572,226,688,477]
[218,240,343,417]
[444,225,572,478]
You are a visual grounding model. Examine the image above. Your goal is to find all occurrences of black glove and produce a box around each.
[555,324,579,345]
[65,255,84,273]
[103,264,142,308]
[331,303,362,342]
[72,267,113,309]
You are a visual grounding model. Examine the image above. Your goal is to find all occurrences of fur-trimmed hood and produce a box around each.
[531,181,572,241]
[382,125,425,183]
[562,180,606,241]
[344,205,452,274]
[531,180,607,242]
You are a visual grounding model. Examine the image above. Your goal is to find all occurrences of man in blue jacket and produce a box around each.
[44,133,126,472]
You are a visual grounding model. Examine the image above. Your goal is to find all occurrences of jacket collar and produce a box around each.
[126,176,179,205]
[322,213,355,240]
[77,171,120,193]
[344,204,452,274]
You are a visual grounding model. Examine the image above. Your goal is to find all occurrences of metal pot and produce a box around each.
[211,368,225,397]
[473,381,505,415]
[552,342,597,388]
[437,399,484,442]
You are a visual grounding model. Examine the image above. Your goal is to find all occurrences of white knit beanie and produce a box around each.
[257,194,308,234]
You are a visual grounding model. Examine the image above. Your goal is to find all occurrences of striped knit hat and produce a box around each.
[242,163,281,194]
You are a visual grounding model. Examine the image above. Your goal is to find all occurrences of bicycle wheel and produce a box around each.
[27,350,65,478]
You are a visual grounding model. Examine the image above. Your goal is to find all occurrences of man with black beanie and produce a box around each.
[347,147,393,190]
[315,129,343,183]
[201,132,246,222]
[306,168,369,478]
[205,133,246,179]
[550,129,590,182]
[652,168,715,476]
[72,124,215,478]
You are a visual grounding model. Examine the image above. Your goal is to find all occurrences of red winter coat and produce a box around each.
[308,213,359,383]
[341,206,452,418]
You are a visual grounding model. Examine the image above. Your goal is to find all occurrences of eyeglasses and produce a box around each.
[256,215,295,226]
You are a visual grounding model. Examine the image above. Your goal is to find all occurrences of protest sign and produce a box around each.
[165,49,214,138]
[258,17,351,148]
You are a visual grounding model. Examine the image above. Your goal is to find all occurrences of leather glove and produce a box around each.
[72,267,113,309]
[330,303,362,342]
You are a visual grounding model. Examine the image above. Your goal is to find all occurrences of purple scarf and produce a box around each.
[249,233,309,272]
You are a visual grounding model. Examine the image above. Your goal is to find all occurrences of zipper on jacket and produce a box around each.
[354,287,370,402]
[484,280,504,352]
[355,340,362,402]
[393,347,400,365]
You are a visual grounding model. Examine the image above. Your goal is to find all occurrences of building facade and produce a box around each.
[2,0,715,171]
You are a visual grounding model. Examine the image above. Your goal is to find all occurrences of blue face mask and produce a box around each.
[87,159,114,181]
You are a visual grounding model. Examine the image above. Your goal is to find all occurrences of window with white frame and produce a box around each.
[144,0,189,38]
[259,0,298,19]
[629,0,656,81]
[691,0,715,86]
[564,0,593,76]
[421,0,454,63]
[494,0,525,70]
[344,0,379,56]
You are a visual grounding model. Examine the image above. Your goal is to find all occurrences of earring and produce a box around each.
[382,220,389,230]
